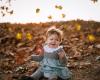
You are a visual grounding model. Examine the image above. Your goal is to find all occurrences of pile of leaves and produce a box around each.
[0,20,100,80]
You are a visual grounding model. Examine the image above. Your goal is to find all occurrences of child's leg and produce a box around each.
[48,78,57,80]
[30,67,43,80]
[44,73,57,80]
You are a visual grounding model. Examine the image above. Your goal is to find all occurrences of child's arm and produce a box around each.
[58,49,68,64]
[24,52,44,62]
[24,46,44,62]
[31,54,43,61]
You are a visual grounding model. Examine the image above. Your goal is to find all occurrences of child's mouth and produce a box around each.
[51,44,56,46]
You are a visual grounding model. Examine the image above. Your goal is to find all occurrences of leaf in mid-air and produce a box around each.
[61,13,66,18]
[48,15,52,19]
[36,8,40,13]
[55,5,63,10]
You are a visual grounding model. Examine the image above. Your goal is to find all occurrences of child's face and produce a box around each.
[46,34,61,48]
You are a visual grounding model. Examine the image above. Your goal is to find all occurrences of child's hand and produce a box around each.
[58,51,65,59]
[34,45,44,55]
[37,47,44,55]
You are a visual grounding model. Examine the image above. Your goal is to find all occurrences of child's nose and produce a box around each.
[53,40,56,42]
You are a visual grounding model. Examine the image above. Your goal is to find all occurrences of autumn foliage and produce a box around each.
[0,20,100,80]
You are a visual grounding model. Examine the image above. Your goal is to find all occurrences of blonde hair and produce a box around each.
[46,26,63,42]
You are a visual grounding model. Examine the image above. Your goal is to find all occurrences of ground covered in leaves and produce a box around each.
[0,20,100,80]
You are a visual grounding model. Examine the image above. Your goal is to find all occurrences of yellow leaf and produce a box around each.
[76,24,81,31]
[87,34,95,42]
[26,33,32,40]
[16,32,22,40]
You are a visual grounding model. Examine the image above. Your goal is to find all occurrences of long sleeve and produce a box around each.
[61,54,68,64]
[57,48,68,65]
[31,54,43,62]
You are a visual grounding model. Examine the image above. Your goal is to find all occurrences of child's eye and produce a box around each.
[50,39,53,40]
[56,39,59,41]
